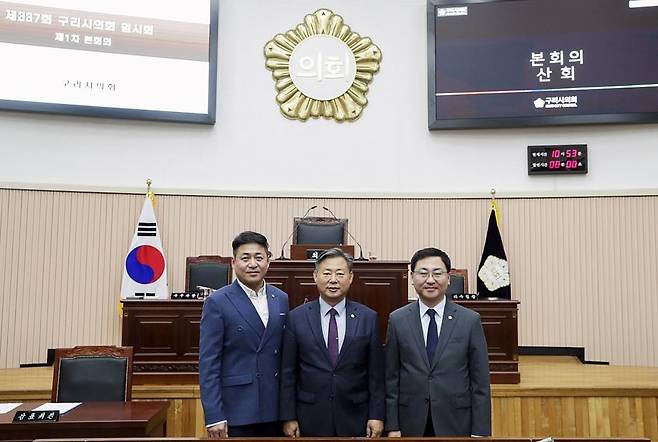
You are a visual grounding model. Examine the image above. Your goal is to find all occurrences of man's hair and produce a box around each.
[410,247,451,272]
[231,231,271,256]
[315,247,353,271]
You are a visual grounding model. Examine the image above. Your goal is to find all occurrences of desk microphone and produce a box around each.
[322,206,367,261]
[278,205,317,259]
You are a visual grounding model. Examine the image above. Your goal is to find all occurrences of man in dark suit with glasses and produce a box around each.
[384,247,491,437]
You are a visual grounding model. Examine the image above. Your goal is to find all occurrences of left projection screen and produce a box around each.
[0,0,218,123]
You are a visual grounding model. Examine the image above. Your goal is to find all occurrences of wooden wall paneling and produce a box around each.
[1,189,658,368]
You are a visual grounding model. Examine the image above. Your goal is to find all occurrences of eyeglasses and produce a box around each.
[414,269,448,280]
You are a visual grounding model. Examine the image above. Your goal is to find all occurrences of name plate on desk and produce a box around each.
[13,410,59,423]
[306,249,325,260]
[171,292,200,300]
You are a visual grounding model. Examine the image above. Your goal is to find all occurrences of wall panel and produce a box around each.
[0,188,656,368]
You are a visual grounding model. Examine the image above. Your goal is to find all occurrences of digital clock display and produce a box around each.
[527,144,588,175]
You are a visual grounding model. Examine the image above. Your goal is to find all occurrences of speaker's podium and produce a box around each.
[290,244,355,260]
[268,247,409,343]
[278,217,407,338]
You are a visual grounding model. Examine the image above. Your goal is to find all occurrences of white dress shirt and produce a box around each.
[237,278,269,327]
[319,297,346,352]
[418,296,446,345]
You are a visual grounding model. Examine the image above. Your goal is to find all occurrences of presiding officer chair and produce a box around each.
[446,268,469,296]
[293,216,348,245]
[185,255,232,292]
[51,345,133,402]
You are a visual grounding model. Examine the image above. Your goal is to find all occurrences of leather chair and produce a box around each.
[446,268,469,296]
[293,216,348,245]
[185,255,232,292]
[51,345,133,402]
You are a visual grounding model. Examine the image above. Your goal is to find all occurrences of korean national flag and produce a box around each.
[120,196,168,299]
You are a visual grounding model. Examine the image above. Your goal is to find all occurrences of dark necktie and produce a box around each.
[328,308,339,366]
[426,309,438,363]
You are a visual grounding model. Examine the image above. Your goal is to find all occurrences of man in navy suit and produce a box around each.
[280,248,385,437]
[199,231,289,438]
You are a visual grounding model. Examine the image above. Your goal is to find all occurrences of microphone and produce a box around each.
[322,206,367,261]
[278,205,317,259]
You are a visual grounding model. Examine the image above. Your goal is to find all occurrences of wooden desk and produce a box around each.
[0,400,168,441]
[121,263,519,384]
[455,300,520,384]
[122,300,202,384]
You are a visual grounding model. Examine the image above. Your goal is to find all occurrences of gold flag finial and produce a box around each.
[146,179,156,208]
[489,188,500,225]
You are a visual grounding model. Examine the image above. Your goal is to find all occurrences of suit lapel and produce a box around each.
[226,280,265,337]
[431,300,458,369]
[336,300,359,367]
[304,301,332,366]
[405,301,430,368]
[258,285,280,350]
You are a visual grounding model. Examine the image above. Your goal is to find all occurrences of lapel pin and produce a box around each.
[448,315,453,320]
[271,294,275,298]
[350,314,355,318]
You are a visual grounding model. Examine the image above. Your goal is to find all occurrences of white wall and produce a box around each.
[1,0,657,196]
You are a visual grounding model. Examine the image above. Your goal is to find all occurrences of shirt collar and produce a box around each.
[236,278,266,299]
[418,296,446,318]
[319,297,346,317]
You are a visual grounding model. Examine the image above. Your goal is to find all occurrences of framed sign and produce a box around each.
[428,0,658,129]
[0,0,218,124]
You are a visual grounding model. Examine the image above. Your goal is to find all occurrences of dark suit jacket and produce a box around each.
[279,299,385,436]
[199,280,289,426]
[385,299,491,436]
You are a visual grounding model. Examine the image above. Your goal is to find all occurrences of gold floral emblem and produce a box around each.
[264,9,382,122]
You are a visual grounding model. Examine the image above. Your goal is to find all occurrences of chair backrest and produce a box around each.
[52,346,133,402]
[446,268,469,295]
[293,216,348,245]
[185,255,232,292]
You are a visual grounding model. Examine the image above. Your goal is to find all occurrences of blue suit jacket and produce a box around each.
[199,280,289,426]
[279,299,385,436]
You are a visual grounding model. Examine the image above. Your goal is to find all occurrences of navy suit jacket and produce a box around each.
[199,280,289,426]
[280,299,385,436]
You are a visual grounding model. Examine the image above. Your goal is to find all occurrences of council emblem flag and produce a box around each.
[120,196,168,299]
[476,200,511,299]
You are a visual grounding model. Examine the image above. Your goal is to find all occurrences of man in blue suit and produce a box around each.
[280,248,385,437]
[199,231,289,438]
